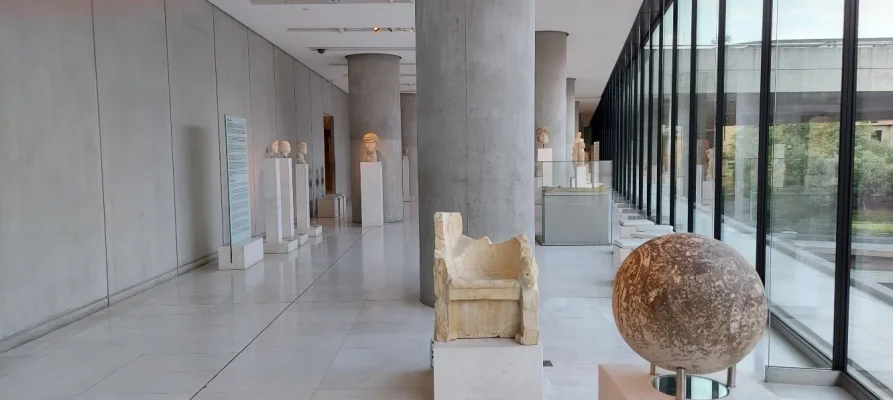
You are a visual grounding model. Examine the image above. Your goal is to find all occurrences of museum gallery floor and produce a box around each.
[0,204,854,399]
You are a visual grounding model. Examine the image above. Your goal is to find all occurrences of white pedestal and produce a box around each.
[619,219,655,239]
[574,165,590,188]
[318,196,337,218]
[295,164,323,236]
[277,159,295,240]
[696,165,704,202]
[702,180,715,205]
[434,339,543,400]
[339,195,346,215]
[538,148,553,187]
[598,364,778,400]
[218,237,264,270]
[613,239,646,271]
[263,159,286,251]
[360,162,384,227]
[402,156,413,202]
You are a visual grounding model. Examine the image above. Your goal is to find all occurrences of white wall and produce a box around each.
[0,0,350,350]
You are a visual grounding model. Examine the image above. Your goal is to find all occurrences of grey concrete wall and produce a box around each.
[347,54,403,224]
[401,93,419,199]
[567,78,577,162]
[166,0,223,266]
[0,0,351,347]
[309,72,325,213]
[213,7,251,243]
[0,0,108,339]
[535,31,568,163]
[93,0,177,293]
[416,0,535,306]
[248,31,277,235]
[336,89,352,197]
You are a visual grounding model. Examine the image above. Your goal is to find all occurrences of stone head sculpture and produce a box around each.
[403,148,409,157]
[295,141,308,164]
[265,140,280,158]
[535,126,551,148]
[363,132,380,162]
[278,140,291,158]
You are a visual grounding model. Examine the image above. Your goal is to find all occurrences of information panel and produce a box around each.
[224,115,252,244]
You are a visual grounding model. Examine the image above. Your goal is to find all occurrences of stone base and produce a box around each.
[619,219,655,239]
[598,364,778,400]
[218,237,264,270]
[613,239,646,272]
[403,196,414,202]
[360,162,384,227]
[434,339,543,400]
[263,235,305,254]
[318,197,338,218]
[299,225,323,237]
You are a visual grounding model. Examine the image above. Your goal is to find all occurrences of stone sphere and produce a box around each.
[612,233,767,374]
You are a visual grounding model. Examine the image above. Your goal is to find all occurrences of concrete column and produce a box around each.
[566,78,577,162]
[417,0,535,306]
[400,93,419,199]
[536,31,568,171]
[347,54,403,223]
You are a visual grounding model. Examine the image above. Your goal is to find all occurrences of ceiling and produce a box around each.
[207,0,642,121]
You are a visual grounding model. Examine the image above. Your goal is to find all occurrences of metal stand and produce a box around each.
[676,368,687,400]
[650,363,657,376]
[726,365,736,388]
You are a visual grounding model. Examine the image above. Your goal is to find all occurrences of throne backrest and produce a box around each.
[434,212,524,280]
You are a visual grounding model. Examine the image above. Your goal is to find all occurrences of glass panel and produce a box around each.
[694,0,719,237]
[641,41,650,209]
[675,0,693,232]
[848,0,893,395]
[721,0,762,265]
[767,0,843,369]
[661,6,675,225]
[650,25,661,217]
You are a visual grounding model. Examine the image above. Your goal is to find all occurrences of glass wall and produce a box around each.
[849,0,893,395]
[693,0,718,237]
[596,0,893,398]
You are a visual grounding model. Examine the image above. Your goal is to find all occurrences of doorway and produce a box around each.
[323,115,336,195]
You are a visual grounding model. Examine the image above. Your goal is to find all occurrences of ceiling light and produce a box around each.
[373,26,380,33]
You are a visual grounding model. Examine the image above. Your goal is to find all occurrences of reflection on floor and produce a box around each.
[0,203,855,399]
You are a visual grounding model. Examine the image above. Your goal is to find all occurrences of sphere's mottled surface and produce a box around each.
[612,233,767,374]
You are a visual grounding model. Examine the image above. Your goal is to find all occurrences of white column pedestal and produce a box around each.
[702,180,716,206]
[598,364,778,399]
[433,339,543,400]
[263,159,300,254]
[218,237,264,270]
[360,162,384,227]
[402,156,413,202]
[277,159,296,240]
[574,165,590,188]
[295,164,323,236]
[537,148,553,188]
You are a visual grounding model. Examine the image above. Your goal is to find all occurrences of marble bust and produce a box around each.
[265,140,280,158]
[403,148,409,157]
[535,126,551,148]
[363,132,380,162]
[295,141,308,164]
[573,132,586,166]
[278,140,291,158]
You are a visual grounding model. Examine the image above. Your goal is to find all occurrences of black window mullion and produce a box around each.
[713,0,727,240]
[832,0,859,373]
[755,0,774,284]
[639,23,647,212]
[670,0,680,229]
[687,0,698,232]
[656,0,665,224]
[647,28,655,218]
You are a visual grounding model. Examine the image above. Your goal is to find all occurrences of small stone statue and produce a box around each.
[535,126,551,148]
[278,140,291,158]
[706,148,715,181]
[573,132,586,166]
[403,148,409,157]
[265,140,280,158]
[363,132,380,162]
[295,141,308,164]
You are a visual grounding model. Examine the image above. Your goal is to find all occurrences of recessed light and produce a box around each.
[373,26,380,33]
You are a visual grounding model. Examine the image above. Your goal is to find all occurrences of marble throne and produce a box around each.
[433,212,540,345]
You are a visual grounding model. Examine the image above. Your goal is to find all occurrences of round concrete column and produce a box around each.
[566,78,577,162]
[536,31,569,168]
[347,54,403,224]
[400,93,418,199]
[416,0,535,306]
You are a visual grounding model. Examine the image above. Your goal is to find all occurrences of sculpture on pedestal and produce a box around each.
[295,141,308,164]
[402,148,409,157]
[535,126,551,149]
[573,132,586,166]
[363,132,380,162]
[706,147,715,181]
[278,140,291,158]
[612,233,767,398]
[265,140,280,158]
[433,212,540,345]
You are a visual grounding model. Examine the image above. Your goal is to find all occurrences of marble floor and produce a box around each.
[0,203,857,399]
